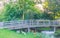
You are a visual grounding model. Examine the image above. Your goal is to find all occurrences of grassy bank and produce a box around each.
[0,29,41,38]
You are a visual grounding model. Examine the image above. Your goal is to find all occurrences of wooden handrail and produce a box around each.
[0,20,60,29]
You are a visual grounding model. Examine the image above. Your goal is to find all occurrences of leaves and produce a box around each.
[43,0,60,20]
[0,0,59,21]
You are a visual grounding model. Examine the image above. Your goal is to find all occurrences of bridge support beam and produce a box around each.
[54,27,56,33]
[27,28,30,32]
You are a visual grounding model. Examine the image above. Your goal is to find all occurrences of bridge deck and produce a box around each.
[0,20,60,29]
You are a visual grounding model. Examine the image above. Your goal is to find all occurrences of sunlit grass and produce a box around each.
[0,29,22,38]
[0,29,40,38]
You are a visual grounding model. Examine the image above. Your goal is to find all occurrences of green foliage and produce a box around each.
[1,0,59,21]
[37,27,51,31]
[45,0,60,20]
[55,29,60,37]
[1,0,43,21]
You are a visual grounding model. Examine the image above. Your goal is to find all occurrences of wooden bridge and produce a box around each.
[0,20,60,32]
[0,20,60,29]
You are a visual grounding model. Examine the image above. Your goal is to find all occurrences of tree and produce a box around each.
[43,0,60,20]
[1,2,23,21]
[1,0,43,21]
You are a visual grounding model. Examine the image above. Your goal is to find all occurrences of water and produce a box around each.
[41,31,55,38]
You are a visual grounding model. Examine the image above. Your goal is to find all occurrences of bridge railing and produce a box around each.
[0,20,60,29]
[3,20,60,26]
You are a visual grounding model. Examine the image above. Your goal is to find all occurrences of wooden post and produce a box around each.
[28,27,30,32]
[54,27,56,33]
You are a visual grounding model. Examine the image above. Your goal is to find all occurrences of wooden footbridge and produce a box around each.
[0,20,60,32]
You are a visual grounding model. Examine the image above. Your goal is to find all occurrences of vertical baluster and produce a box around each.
[49,20,50,26]
[59,20,60,25]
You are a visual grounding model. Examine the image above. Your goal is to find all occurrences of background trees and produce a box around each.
[0,0,60,21]
[44,0,60,19]
[0,0,43,21]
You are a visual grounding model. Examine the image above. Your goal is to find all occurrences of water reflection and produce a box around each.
[41,31,54,38]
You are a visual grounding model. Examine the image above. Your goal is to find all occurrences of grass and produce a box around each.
[0,29,41,38]
[0,29,21,38]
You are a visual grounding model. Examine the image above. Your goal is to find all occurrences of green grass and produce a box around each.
[0,29,22,38]
[0,29,41,38]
